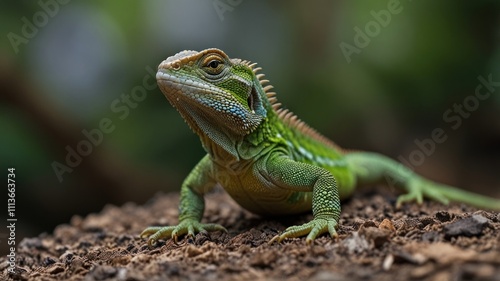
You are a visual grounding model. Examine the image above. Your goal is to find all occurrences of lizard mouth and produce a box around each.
[156,70,262,136]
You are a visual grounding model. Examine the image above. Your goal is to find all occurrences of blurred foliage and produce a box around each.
[1,0,499,251]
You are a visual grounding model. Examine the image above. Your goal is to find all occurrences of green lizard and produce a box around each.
[141,48,500,246]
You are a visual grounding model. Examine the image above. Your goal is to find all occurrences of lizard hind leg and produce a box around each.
[345,152,500,211]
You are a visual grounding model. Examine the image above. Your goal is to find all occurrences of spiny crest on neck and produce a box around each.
[238,59,340,150]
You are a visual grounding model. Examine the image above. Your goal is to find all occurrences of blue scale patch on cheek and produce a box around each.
[192,93,247,121]
[229,106,243,115]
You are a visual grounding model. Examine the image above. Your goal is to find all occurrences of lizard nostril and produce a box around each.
[172,62,180,70]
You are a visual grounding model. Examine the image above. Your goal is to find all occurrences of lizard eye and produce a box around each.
[207,60,220,68]
[202,55,225,75]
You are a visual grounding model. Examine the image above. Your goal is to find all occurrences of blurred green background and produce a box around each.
[1,0,500,254]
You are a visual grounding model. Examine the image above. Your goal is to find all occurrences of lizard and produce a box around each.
[141,48,500,246]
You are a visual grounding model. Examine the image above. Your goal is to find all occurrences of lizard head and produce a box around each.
[157,48,274,156]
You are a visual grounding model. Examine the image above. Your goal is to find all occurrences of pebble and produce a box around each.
[443,215,489,238]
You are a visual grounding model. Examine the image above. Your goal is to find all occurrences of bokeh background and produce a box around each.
[1,0,500,255]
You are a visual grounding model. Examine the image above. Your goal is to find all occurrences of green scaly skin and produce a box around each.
[141,48,500,246]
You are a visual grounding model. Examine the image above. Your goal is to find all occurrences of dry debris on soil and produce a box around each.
[2,187,500,281]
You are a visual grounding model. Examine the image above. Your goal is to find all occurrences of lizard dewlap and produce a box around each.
[141,48,500,246]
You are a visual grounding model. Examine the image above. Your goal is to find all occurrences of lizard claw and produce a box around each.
[141,220,227,247]
[269,218,338,245]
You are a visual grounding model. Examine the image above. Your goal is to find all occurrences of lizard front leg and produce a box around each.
[141,155,226,247]
[264,154,341,244]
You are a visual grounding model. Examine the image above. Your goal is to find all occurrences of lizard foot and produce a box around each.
[140,219,227,247]
[269,217,338,245]
[396,179,450,208]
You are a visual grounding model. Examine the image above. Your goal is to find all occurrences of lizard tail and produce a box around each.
[345,152,500,210]
[429,182,500,211]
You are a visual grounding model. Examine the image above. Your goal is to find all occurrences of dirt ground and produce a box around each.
[2,186,500,281]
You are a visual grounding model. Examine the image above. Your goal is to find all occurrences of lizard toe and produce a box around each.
[270,218,338,244]
[397,179,451,208]
[142,220,226,247]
